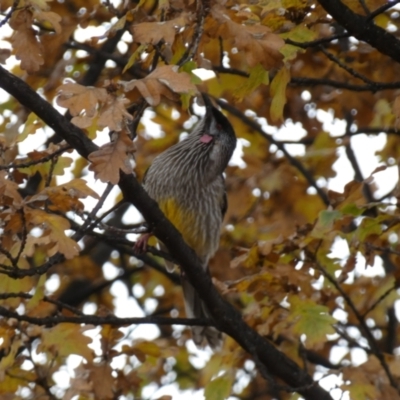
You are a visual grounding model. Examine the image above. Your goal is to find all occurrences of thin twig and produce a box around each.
[80,183,114,233]
[318,46,378,88]
[361,284,396,318]
[212,65,400,92]
[358,0,370,15]
[0,305,212,327]
[0,0,19,28]
[44,157,57,187]
[367,0,400,21]
[0,144,71,170]
[284,32,350,49]
[343,114,375,203]
[177,0,206,66]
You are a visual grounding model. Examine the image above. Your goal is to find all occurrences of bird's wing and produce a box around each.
[221,190,228,218]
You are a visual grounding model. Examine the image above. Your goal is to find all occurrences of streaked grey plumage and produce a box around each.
[143,96,236,349]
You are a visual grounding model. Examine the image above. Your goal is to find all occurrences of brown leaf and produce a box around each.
[131,13,191,45]
[211,6,284,70]
[57,82,109,118]
[38,324,94,361]
[123,65,197,106]
[88,130,135,184]
[26,209,80,259]
[0,48,11,64]
[98,96,133,131]
[10,9,44,72]
[34,10,62,34]
[0,171,23,207]
[88,362,114,400]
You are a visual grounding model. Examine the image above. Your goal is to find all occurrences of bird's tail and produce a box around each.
[181,275,222,350]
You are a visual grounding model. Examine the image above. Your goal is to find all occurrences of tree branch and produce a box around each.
[317,0,400,64]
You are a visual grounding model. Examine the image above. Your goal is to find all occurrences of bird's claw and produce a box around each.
[134,233,152,254]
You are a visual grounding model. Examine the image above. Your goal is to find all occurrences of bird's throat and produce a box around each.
[200,133,213,143]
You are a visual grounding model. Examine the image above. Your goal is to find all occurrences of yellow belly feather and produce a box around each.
[159,198,209,257]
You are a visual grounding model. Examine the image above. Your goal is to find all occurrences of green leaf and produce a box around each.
[204,373,234,400]
[311,210,342,238]
[288,295,336,348]
[234,64,269,101]
[270,66,290,123]
[347,383,377,400]
[180,61,202,85]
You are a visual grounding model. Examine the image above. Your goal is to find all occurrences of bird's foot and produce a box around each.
[134,232,152,254]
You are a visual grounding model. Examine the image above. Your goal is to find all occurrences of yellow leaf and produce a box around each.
[26,210,80,259]
[123,44,147,73]
[18,112,44,143]
[133,340,161,357]
[204,372,233,400]
[38,324,94,361]
[234,63,269,101]
[270,66,290,123]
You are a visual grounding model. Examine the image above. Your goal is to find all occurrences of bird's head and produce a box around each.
[197,94,237,165]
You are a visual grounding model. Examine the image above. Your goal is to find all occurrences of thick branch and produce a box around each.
[0,65,333,400]
[317,0,400,63]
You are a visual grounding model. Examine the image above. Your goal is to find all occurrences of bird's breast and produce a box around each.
[158,194,221,263]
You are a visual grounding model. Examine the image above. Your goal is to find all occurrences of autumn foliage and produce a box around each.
[1,0,400,399]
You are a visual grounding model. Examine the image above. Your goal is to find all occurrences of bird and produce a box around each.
[138,95,236,349]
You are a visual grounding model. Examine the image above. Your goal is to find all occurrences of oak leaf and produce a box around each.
[88,130,135,184]
[211,7,284,70]
[38,324,94,361]
[10,9,44,72]
[26,209,80,259]
[27,178,99,213]
[0,171,23,207]
[131,13,191,45]
[122,65,197,106]
[88,362,114,400]
[34,10,62,34]
[98,96,133,131]
[287,295,336,349]
[57,82,109,120]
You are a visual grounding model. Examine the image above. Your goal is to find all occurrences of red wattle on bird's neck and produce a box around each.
[200,134,213,143]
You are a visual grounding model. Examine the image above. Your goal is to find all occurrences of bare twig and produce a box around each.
[0,305,212,327]
[0,0,19,28]
[367,0,400,21]
[177,0,206,66]
[0,144,71,170]
[318,46,378,88]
